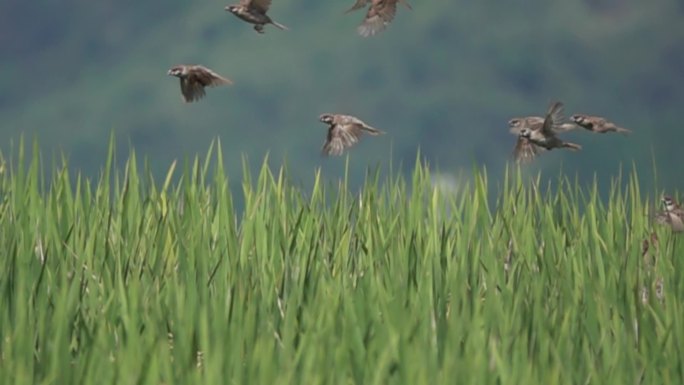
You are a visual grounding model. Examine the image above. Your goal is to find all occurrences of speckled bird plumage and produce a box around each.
[167,64,233,103]
[346,0,412,37]
[225,0,288,33]
[319,113,385,156]
[510,101,581,162]
[571,114,631,135]
[655,195,684,232]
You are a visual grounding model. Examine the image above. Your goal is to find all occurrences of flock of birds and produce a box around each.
[163,1,683,232]
[508,100,630,164]
[167,0,408,157]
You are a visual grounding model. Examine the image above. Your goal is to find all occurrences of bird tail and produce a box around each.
[563,141,582,151]
[399,0,413,10]
[363,125,385,136]
[271,20,288,30]
[358,17,386,37]
[344,3,365,14]
[615,126,631,135]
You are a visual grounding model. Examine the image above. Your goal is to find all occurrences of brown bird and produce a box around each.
[346,0,412,37]
[319,113,385,156]
[570,114,631,135]
[167,65,233,103]
[655,195,684,232]
[518,101,582,152]
[225,0,288,34]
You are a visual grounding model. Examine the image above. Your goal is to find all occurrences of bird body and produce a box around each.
[167,65,232,103]
[319,113,385,156]
[571,114,631,135]
[523,129,582,151]
[346,0,412,37]
[509,116,576,135]
[225,0,287,33]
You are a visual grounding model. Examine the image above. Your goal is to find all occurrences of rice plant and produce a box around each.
[0,139,682,385]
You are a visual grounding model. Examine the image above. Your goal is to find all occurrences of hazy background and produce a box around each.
[2,0,683,196]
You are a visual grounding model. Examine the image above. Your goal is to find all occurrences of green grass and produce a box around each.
[0,139,682,385]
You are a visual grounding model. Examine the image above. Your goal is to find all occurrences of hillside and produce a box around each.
[1,0,683,191]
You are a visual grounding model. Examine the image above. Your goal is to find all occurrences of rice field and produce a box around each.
[0,140,682,384]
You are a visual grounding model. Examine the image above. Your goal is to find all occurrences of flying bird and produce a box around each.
[346,0,412,37]
[655,195,684,232]
[518,101,582,152]
[167,65,233,103]
[225,0,288,34]
[319,113,385,156]
[570,114,631,135]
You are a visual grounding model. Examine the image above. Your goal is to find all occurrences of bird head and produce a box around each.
[508,118,522,131]
[662,196,675,210]
[167,66,186,78]
[570,115,585,125]
[319,114,334,125]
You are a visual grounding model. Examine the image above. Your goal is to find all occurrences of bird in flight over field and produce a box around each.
[167,65,233,103]
[570,114,631,135]
[225,0,288,34]
[345,0,412,37]
[511,101,581,162]
[319,113,385,156]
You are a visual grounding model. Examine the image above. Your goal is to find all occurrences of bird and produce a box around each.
[225,0,288,34]
[570,114,631,135]
[319,113,385,156]
[345,0,412,37]
[518,101,582,152]
[655,195,684,232]
[167,65,233,103]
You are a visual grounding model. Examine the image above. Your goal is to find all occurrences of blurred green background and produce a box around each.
[1,0,683,194]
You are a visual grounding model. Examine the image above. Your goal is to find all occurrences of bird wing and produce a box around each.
[247,0,272,13]
[345,0,369,13]
[358,0,398,37]
[591,116,608,126]
[179,78,206,103]
[191,65,233,87]
[541,101,565,136]
[513,136,543,164]
[335,114,385,135]
[379,0,399,20]
[322,123,364,156]
[553,122,580,133]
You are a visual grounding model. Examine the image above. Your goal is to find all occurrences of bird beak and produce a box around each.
[166,69,173,76]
